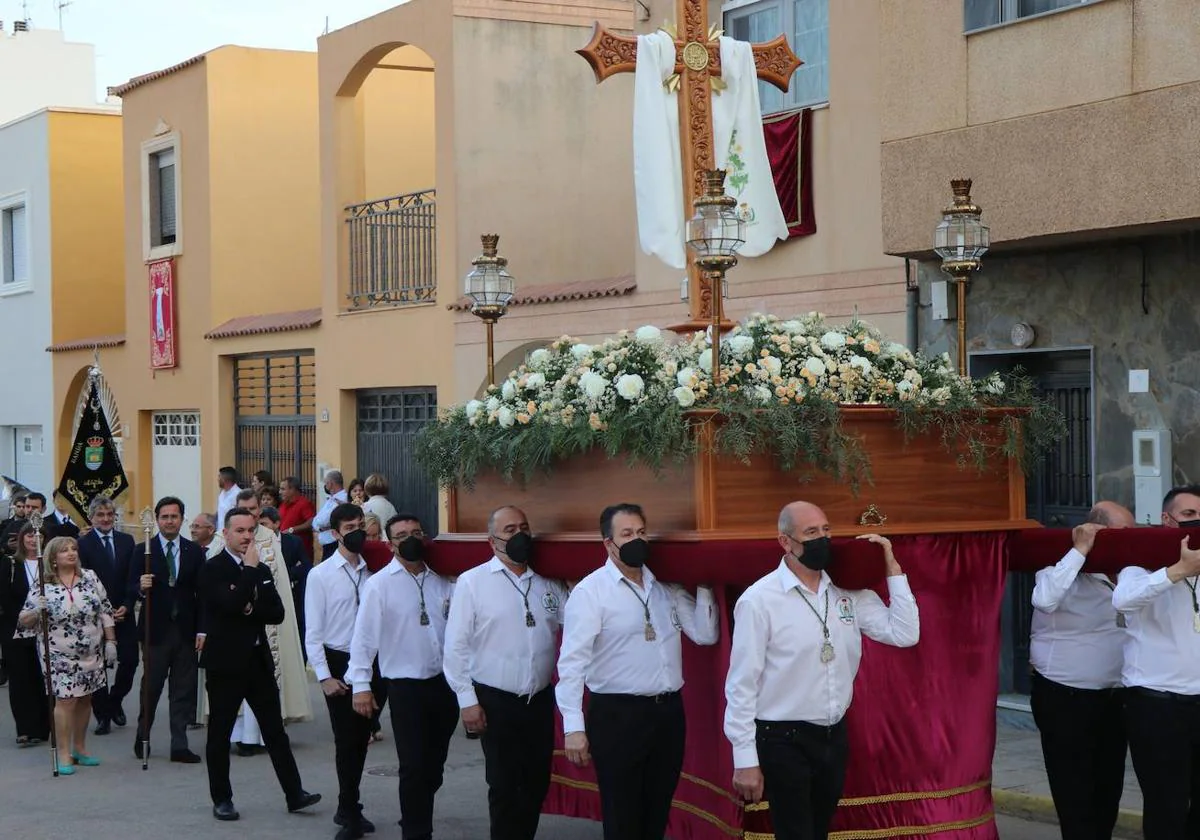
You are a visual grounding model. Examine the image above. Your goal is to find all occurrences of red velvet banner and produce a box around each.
[416,533,1012,839]
[763,109,815,239]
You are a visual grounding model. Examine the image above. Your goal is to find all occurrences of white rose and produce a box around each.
[896,380,913,393]
[635,325,662,344]
[698,352,713,373]
[528,348,550,369]
[579,371,608,399]
[486,396,500,411]
[571,343,593,360]
[820,331,847,351]
[762,356,782,377]
[886,342,907,358]
[497,406,516,428]
[677,367,698,388]
[804,357,826,376]
[615,374,645,400]
[727,335,755,358]
[673,386,697,407]
[932,387,951,404]
[525,372,546,390]
[985,376,1006,395]
[781,320,804,334]
[754,385,773,404]
[501,379,517,400]
[465,400,483,419]
[849,355,872,374]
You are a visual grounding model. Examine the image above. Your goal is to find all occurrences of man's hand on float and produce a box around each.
[732,766,765,803]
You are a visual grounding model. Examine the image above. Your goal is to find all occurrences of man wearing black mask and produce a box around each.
[723,500,920,840]
[558,503,718,839]
[349,514,456,840]
[443,505,568,840]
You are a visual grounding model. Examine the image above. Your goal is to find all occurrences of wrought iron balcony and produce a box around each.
[345,189,436,310]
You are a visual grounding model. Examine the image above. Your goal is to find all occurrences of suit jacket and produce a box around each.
[0,554,34,643]
[130,535,206,644]
[47,511,81,539]
[78,528,135,610]
[198,549,286,676]
[280,532,307,588]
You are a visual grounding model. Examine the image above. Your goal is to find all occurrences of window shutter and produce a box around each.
[8,205,28,284]
[159,162,177,241]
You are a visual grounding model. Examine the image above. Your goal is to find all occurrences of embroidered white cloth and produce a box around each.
[633,33,788,269]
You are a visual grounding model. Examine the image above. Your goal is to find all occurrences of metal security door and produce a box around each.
[356,388,439,536]
[234,352,317,494]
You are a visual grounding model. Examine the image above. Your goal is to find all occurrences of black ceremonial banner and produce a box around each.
[57,378,129,520]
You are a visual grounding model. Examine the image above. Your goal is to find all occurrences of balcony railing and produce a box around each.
[345,189,436,310]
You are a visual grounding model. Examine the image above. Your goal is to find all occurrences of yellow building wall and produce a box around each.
[362,45,436,200]
[47,111,124,345]
[205,47,323,327]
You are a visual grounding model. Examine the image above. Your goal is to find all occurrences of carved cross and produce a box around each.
[577,0,801,330]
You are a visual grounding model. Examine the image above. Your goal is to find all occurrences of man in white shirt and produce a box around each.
[1029,501,1133,840]
[1113,485,1200,840]
[305,503,377,840]
[558,503,718,840]
[443,505,568,840]
[724,500,920,840]
[350,513,456,840]
[215,466,242,527]
[312,470,349,561]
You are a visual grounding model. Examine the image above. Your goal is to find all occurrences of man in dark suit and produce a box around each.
[78,495,137,734]
[130,495,206,763]
[259,505,310,660]
[200,507,320,822]
[48,491,82,539]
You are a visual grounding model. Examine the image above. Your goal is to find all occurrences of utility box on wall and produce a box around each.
[1133,429,1173,525]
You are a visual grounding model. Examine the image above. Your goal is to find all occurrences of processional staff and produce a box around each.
[139,506,154,771]
[30,511,58,777]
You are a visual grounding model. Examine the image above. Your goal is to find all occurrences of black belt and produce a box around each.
[473,681,550,702]
[1032,671,1123,696]
[1132,686,1200,705]
[756,718,846,738]
[591,690,681,705]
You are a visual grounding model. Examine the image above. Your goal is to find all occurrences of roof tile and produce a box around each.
[204,308,322,340]
[448,275,636,311]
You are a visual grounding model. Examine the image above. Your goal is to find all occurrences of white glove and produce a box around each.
[37,595,48,613]
[104,641,118,666]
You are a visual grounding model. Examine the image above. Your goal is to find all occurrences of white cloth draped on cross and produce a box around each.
[633,31,788,270]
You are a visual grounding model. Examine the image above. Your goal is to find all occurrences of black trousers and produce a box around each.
[1029,672,1127,840]
[206,647,303,805]
[475,682,555,840]
[587,691,686,840]
[1125,687,1200,839]
[388,675,459,839]
[136,624,198,752]
[2,638,49,740]
[756,719,849,840]
[323,647,374,821]
[93,620,137,722]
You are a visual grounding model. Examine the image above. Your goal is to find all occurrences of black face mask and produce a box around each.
[341,529,367,554]
[1179,519,1200,529]
[618,538,651,569]
[793,535,833,572]
[501,531,535,566]
[397,535,425,562]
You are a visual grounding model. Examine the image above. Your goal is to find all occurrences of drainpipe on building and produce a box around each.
[905,258,919,353]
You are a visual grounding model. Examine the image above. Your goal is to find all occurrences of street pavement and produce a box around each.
[0,678,1085,839]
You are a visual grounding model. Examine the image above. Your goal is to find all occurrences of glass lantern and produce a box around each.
[464,234,515,312]
[686,170,746,260]
[933,179,990,264]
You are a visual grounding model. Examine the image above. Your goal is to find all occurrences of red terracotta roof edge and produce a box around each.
[107,54,207,97]
[204,307,322,340]
[46,335,127,353]
[448,275,636,311]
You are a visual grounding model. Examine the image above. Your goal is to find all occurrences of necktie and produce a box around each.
[166,541,178,620]
[103,534,115,563]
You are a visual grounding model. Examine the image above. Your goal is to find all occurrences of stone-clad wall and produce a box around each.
[915,233,1200,508]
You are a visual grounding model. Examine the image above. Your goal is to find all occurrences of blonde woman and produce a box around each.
[361,473,398,524]
[17,536,116,775]
[363,513,384,543]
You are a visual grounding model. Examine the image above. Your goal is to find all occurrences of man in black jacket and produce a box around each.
[78,496,137,734]
[130,495,206,763]
[47,491,82,538]
[200,507,320,822]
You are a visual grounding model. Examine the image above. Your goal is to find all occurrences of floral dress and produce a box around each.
[17,569,114,699]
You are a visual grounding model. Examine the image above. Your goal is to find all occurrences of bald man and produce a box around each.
[1029,501,1134,840]
[723,501,920,840]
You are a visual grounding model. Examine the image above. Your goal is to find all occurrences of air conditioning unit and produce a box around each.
[14,20,29,33]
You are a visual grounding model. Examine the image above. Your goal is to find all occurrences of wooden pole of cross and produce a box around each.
[577,0,801,332]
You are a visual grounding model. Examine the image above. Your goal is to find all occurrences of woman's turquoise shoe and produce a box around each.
[57,761,75,776]
[70,751,100,767]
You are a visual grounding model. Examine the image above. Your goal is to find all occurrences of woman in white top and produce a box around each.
[361,474,398,525]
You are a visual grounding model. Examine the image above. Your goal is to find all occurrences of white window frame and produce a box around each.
[0,190,32,297]
[141,132,182,262]
[722,0,829,114]
[965,0,1105,33]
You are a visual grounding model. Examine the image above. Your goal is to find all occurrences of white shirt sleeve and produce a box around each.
[347,580,381,694]
[1113,566,1173,613]
[304,569,332,681]
[670,584,719,646]
[555,583,602,735]
[724,594,768,769]
[442,573,478,708]
[855,576,920,648]
[312,499,335,532]
[1031,549,1087,613]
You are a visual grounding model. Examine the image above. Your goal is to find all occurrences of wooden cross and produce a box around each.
[577,0,801,331]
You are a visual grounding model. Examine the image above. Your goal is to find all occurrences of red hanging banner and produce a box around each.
[149,258,177,369]
[763,108,816,239]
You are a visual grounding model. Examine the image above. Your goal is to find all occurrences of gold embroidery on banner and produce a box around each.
[827,811,995,839]
[839,778,991,806]
[549,774,742,837]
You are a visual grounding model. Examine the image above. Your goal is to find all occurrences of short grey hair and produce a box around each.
[487,505,523,537]
[193,512,216,528]
[88,495,115,519]
[324,470,344,488]
[777,506,793,534]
